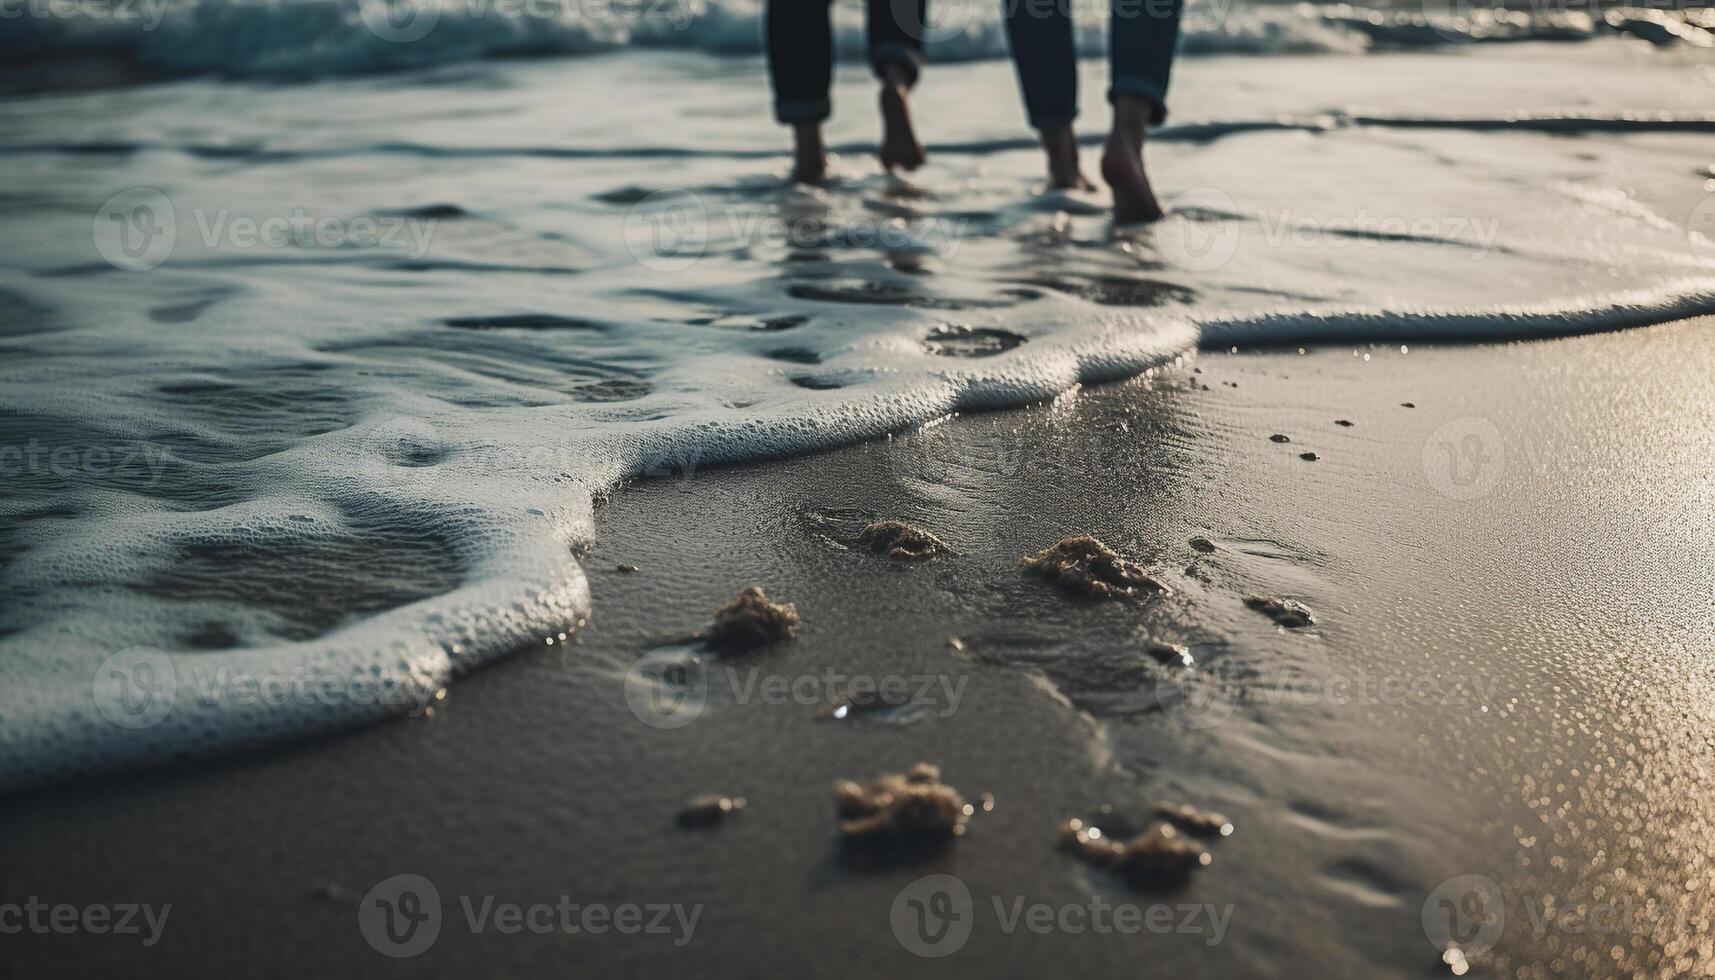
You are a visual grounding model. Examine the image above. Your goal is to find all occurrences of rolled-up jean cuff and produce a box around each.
[1107,80,1168,125]
[775,98,831,125]
[1029,111,1078,132]
[870,43,924,86]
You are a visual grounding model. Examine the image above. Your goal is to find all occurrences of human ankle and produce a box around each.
[1108,96,1154,149]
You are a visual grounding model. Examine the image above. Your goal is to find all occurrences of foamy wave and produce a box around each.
[3,35,1713,790]
[10,0,1705,85]
[1199,280,1715,347]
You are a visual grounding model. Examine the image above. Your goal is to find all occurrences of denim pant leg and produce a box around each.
[768,0,834,124]
[1003,0,1078,131]
[870,0,927,86]
[1108,0,1182,125]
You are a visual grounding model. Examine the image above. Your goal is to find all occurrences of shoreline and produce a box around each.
[6,318,1714,977]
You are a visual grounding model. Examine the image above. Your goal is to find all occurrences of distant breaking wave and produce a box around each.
[4,0,1712,86]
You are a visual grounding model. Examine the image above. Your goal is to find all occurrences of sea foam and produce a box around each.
[0,38,1712,789]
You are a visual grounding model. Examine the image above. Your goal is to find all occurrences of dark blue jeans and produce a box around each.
[767,0,928,125]
[1004,0,1183,130]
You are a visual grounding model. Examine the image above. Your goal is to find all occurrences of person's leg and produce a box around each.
[1101,0,1182,221]
[767,0,835,182]
[1003,0,1089,189]
[869,0,927,171]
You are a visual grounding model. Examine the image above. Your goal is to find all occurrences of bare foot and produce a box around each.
[878,80,926,173]
[1040,125,1093,191]
[790,122,827,185]
[1101,96,1165,224]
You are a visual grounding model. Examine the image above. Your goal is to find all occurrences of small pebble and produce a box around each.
[1299,452,1320,461]
[1245,595,1316,628]
[1146,642,1195,668]
[1188,536,1216,553]
[617,563,639,573]
[1401,402,1416,408]
[678,794,747,828]
[1269,434,1291,443]
[1334,419,1354,427]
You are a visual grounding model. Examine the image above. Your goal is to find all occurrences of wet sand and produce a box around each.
[4,320,1714,978]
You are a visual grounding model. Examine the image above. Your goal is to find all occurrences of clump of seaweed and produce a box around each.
[678,794,747,828]
[1112,823,1213,886]
[1021,535,1169,598]
[1059,818,1212,888]
[705,586,799,652]
[834,763,969,842]
[856,520,951,561]
[1245,595,1315,628]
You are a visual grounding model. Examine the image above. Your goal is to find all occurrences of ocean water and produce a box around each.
[1,6,1713,788]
